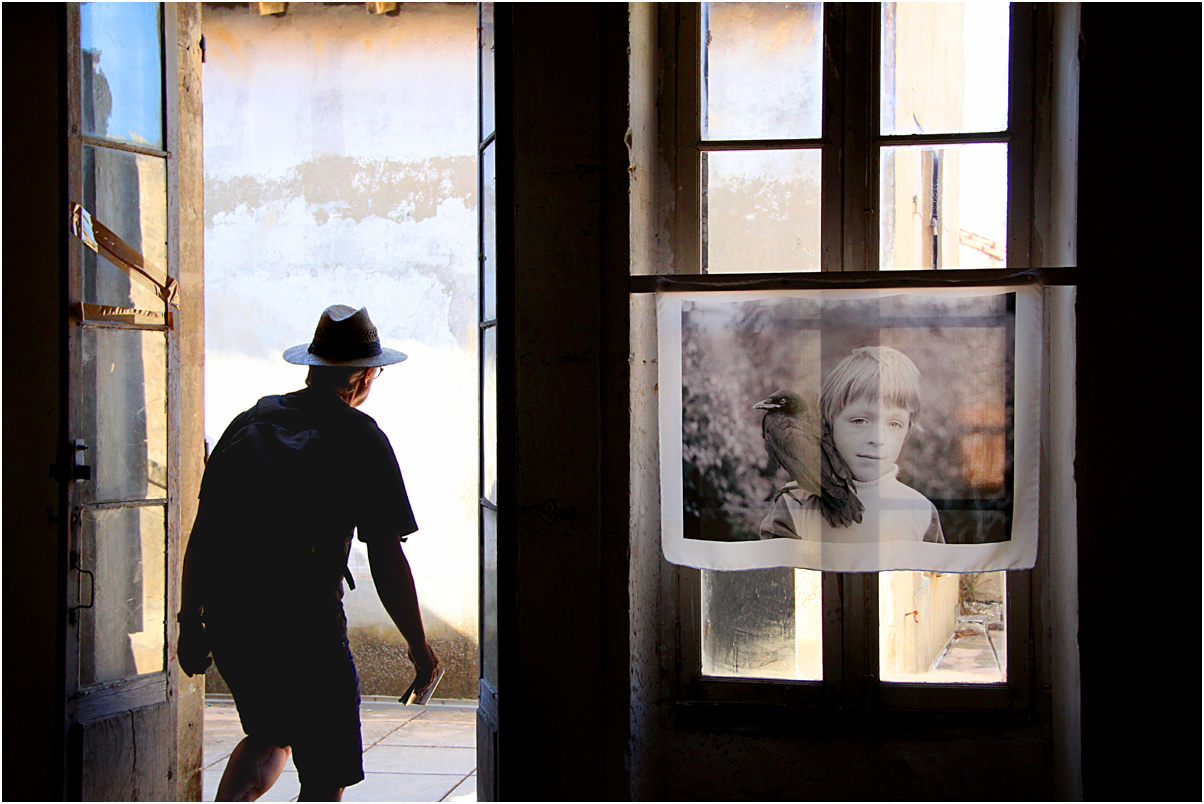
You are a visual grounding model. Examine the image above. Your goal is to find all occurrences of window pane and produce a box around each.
[879,143,1007,270]
[83,145,168,312]
[704,149,821,273]
[479,2,495,142]
[481,142,496,323]
[703,3,823,141]
[80,2,165,150]
[480,503,498,687]
[702,568,821,681]
[879,570,1006,683]
[481,325,497,505]
[79,505,167,686]
[880,2,1009,136]
[78,328,168,503]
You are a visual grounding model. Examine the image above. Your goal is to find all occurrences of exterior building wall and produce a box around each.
[200,2,479,699]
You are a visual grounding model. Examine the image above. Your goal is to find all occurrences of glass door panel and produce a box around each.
[78,505,167,685]
[77,328,168,504]
[82,144,168,312]
[79,2,165,150]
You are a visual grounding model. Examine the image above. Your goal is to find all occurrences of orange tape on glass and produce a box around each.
[70,203,179,308]
[73,302,170,328]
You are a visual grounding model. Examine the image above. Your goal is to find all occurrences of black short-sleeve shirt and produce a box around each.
[199,388,417,625]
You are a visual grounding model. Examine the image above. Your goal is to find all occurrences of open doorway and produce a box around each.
[198,3,480,799]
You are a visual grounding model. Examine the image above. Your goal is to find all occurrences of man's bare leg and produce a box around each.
[215,737,292,802]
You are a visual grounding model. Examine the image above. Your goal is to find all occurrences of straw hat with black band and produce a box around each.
[283,304,408,368]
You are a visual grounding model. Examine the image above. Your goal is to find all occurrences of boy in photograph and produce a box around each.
[759,345,944,543]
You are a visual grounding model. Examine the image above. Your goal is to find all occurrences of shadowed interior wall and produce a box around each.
[2,5,67,799]
[199,2,479,699]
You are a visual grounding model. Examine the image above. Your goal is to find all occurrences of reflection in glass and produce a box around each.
[879,570,1006,683]
[79,328,168,503]
[880,2,1009,136]
[480,504,498,687]
[481,326,497,506]
[479,3,495,142]
[482,143,497,322]
[80,2,164,150]
[703,3,823,141]
[83,145,168,312]
[79,505,167,686]
[879,143,1007,270]
[704,149,821,274]
[702,568,821,681]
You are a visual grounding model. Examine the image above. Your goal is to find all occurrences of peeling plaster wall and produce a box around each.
[201,2,479,699]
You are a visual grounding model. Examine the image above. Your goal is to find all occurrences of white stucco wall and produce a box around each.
[201,2,478,697]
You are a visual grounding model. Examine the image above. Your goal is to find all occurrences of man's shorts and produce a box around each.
[209,620,364,790]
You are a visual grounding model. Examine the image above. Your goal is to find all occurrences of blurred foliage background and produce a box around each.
[681,293,1013,544]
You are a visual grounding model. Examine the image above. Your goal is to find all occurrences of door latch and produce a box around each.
[50,439,91,482]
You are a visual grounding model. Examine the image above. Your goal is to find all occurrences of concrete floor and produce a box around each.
[202,697,477,802]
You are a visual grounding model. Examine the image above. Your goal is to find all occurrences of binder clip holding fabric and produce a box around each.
[399,666,445,706]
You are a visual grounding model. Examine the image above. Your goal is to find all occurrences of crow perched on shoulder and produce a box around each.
[754,389,863,528]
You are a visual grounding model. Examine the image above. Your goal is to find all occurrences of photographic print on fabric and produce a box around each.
[659,286,1040,573]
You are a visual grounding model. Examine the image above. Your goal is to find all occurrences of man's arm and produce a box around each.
[180,502,208,617]
[365,537,439,686]
[176,502,212,676]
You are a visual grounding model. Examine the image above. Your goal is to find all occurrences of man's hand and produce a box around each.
[408,640,440,689]
[177,615,212,678]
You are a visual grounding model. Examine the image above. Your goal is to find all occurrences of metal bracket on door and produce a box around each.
[521,498,578,526]
[69,548,94,625]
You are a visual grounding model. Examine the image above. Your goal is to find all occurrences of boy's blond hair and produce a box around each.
[820,346,922,429]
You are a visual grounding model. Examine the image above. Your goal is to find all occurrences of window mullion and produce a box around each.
[839,2,880,273]
[1006,2,1035,269]
[820,3,844,273]
[674,2,703,276]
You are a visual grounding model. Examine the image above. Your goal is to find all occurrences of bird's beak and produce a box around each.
[754,399,776,411]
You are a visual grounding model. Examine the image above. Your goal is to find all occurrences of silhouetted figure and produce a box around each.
[177,305,440,802]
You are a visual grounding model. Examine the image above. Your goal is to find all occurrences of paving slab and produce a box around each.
[445,774,477,802]
[342,771,466,802]
[380,718,476,748]
[362,744,477,776]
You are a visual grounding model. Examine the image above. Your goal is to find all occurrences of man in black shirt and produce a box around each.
[177,305,440,802]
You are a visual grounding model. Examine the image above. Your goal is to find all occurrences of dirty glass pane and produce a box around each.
[481,326,497,506]
[479,2,495,142]
[480,504,498,687]
[701,568,821,681]
[482,142,497,322]
[880,2,1009,136]
[79,505,167,686]
[703,2,823,141]
[80,2,164,150]
[879,143,1007,270]
[78,328,168,503]
[704,149,821,273]
[83,145,168,312]
[879,570,1006,683]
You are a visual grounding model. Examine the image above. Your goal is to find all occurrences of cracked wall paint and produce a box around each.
[202,2,479,698]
